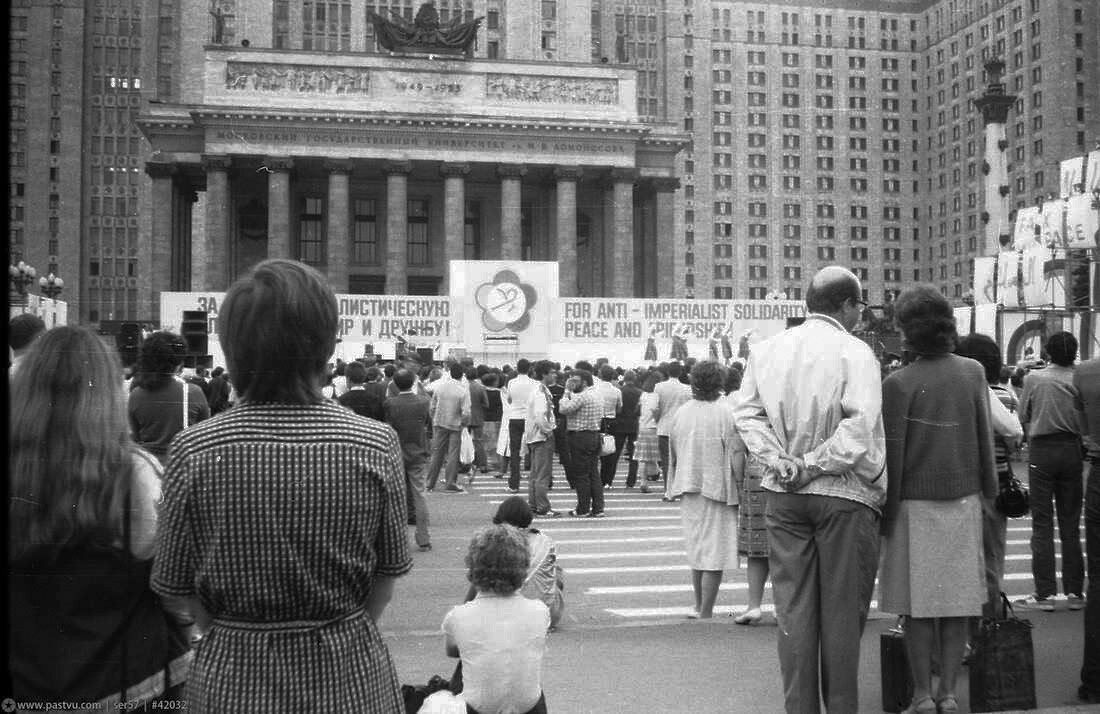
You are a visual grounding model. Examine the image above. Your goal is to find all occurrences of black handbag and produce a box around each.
[995,477,1030,518]
[969,593,1037,712]
[880,617,914,713]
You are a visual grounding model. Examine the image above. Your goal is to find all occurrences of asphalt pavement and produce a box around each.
[380,459,1100,713]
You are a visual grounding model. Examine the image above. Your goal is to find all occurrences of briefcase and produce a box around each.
[881,617,913,713]
[969,593,1037,712]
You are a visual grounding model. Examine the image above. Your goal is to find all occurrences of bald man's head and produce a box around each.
[805,266,862,318]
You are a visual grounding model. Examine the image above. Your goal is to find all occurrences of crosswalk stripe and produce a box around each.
[569,564,691,574]
[539,521,682,532]
[555,536,682,545]
[557,550,686,560]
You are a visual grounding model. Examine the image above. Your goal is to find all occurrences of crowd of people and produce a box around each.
[7,259,1100,713]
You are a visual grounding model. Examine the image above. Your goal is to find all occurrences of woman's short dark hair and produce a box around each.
[894,284,957,355]
[481,372,498,388]
[955,333,1002,385]
[598,364,617,382]
[132,331,187,390]
[493,495,533,529]
[218,259,338,404]
[465,524,529,595]
[690,361,726,402]
[641,371,661,392]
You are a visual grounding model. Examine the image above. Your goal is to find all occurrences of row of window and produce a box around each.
[740,245,905,262]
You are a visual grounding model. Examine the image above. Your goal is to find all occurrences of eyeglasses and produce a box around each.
[854,298,868,308]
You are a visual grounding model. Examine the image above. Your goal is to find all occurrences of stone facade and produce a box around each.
[138,47,684,313]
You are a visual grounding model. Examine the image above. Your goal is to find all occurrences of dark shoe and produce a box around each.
[442,484,465,493]
[567,509,588,518]
[535,510,562,518]
[418,543,432,552]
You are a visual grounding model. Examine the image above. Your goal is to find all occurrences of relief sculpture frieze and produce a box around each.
[224,62,370,95]
[485,75,618,105]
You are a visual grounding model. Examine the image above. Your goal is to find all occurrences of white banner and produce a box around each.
[1066,192,1099,249]
[1061,155,1086,197]
[1012,206,1042,252]
[997,251,1020,308]
[449,260,558,358]
[551,298,806,344]
[160,292,462,343]
[1087,150,1100,194]
[1039,199,1067,249]
[973,256,998,305]
[1020,244,1052,307]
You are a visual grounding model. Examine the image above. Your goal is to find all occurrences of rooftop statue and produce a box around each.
[369,2,483,56]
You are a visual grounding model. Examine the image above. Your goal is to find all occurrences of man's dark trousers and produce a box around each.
[567,430,603,515]
[1081,457,1100,697]
[1029,433,1085,598]
[508,418,526,490]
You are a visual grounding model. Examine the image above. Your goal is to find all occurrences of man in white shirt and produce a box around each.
[504,359,538,493]
[732,266,886,714]
[595,364,624,488]
[525,360,561,517]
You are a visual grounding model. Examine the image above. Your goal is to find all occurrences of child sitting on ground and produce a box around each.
[462,497,565,629]
[444,524,550,714]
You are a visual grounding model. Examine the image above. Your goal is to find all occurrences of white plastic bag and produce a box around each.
[417,690,466,714]
[460,428,475,466]
[600,433,616,456]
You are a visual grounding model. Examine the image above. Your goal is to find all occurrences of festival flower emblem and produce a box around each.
[475,270,538,332]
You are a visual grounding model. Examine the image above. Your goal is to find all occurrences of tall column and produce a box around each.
[652,177,679,298]
[498,164,526,260]
[441,163,469,295]
[266,157,294,260]
[325,159,352,293]
[384,161,412,294]
[608,168,637,298]
[145,162,176,305]
[554,167,582,297]
[201,154,232,290]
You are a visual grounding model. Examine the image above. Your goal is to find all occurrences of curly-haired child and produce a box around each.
[443,524,550,714]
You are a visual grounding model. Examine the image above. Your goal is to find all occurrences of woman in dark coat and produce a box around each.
[878,285,997,714]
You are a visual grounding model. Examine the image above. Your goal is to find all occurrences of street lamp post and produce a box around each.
[38,273,64,300]
[8,261,37,313]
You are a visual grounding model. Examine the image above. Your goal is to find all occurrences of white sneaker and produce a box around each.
[1068,594,1085,611]
[1015,594,1055,612]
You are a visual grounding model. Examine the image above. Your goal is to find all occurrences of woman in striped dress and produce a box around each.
[152,259,412,712]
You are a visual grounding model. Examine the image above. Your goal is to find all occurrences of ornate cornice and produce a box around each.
[606,167,638,185]
[440,162,471,178]
[190,107,648,137]
[323,158,354,174]
[201,154,233,171]
[264,157,295,173]
[383,160,413,176]
[497,164,527,179]
[553,167,583,182]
